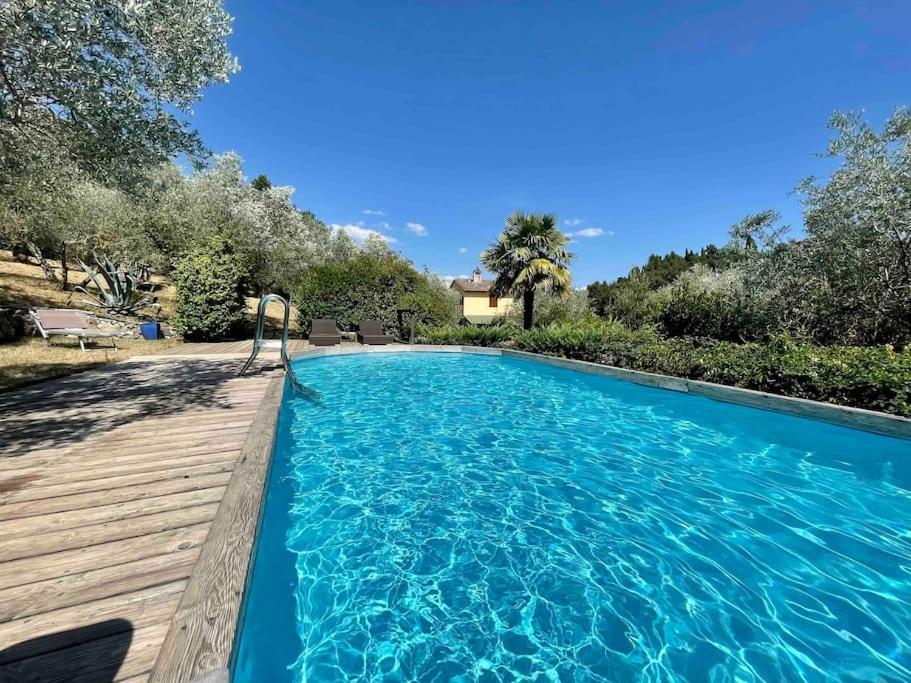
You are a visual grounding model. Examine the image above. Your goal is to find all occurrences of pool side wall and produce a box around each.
[292,345,911,440]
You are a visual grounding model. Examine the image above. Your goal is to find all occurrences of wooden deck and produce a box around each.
[154,338,310,356]
[0,351,282,682]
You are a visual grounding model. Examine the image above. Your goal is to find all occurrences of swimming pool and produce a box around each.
[233,351,911,682]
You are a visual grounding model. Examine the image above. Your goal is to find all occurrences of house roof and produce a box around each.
[450,278,494,293]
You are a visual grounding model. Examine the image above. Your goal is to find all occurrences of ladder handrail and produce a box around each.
[253,293,290,349]
[240,294,304,393]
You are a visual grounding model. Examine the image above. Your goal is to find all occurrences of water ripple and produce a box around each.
[236,353,911,682]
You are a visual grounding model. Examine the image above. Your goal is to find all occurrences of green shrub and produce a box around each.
[658,287,762,341]
[172,236,247,341]
[597,337,911,417]
[513,319,654,362]
[419,319,911,416]
[295,252,457,336]
[418,323,517,347]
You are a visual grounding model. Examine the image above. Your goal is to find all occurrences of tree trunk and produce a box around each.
[522,290,534,330]
[59,242,69,291]
[26,241,58,283]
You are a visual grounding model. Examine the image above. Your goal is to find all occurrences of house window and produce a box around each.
[489,295,498,308]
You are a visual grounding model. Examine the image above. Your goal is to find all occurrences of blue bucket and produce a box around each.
[140,322,161,340]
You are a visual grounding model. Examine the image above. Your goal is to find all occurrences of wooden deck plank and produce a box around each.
[0,449,242,485]
[0,502,221,562]
[0,487,227,539]
[0,622,169,683]
[0,463,235,507]
[154,338,309,356]
[0,425,252,463]
[0,549,201,621]
[150,377,284,682]
[0,347,281,681]
[0,436,245,476]
[0,524,211,590]
[0,582,186,665]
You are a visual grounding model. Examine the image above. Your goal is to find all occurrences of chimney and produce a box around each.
[472,267,482,283]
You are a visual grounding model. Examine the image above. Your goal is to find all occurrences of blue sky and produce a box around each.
[192,0,910,285]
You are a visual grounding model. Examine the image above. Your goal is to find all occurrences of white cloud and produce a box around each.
[363,209,385,216]
[330,223,397,245]
[438,273,470,286]
[459,247,468,254]
[406,222,428,236]
[573,227,604,238]
[374,221,391,230]
[606,229,615,236]
[564,218,585,227]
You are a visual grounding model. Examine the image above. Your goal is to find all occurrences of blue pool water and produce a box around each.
[233,352,911,682]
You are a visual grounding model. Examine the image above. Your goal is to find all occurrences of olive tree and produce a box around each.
[795,109,911,344]
[0,0,238,187]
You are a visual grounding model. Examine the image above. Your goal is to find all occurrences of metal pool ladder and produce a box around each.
[239,294,304,393]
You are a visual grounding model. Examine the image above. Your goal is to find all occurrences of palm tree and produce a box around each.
[481,211,573,330]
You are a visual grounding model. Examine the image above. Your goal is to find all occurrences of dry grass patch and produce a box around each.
[0,250,176,318]
[0,336,181,393]
[1,251,298,333]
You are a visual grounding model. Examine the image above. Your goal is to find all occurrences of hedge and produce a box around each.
[294,252,457,336]
[417,324,911,417]
[172,237,248,342]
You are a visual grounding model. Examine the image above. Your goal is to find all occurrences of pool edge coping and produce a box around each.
[149,373,286,683]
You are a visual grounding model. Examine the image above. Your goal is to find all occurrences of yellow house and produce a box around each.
[450,268,514,324]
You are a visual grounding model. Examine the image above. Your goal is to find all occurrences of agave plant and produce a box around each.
[74,252,157,315]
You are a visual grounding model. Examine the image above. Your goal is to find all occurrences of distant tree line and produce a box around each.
[586,109,911,348]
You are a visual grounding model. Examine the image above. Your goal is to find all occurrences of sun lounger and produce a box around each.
[309,318,341,346]
[30,308,118,351]
[357,319,393,345]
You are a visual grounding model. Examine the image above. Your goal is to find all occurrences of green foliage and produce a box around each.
[0,0,238,189]
[505,289,596,328]
[172,237,247,341]
[657,267,771,342]
[418,324,518,347]
[587,245,738,327]
[595,337,911,417]
[137,153,334,291]
[589,273,668,330]
[728,210,790,251]
[514,320,654,362]
[294,252,458,336]
[250,175,272,191]
[74,253,156,315]
[418,320,910,416]
[589,110,911,348]
[399,274,461,332]
[482,211,574,329]
[418,319,654,362]
[780,108,911,345]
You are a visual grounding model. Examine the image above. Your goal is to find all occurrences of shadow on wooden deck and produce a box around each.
[0,358,274,459]
[0,618,132,682]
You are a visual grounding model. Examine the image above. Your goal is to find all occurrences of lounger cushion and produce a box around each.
[357,319,392,345]
[358,334,393,345]
[308,318,341,345]
[32,309,117,337]
[309,335,340,346]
